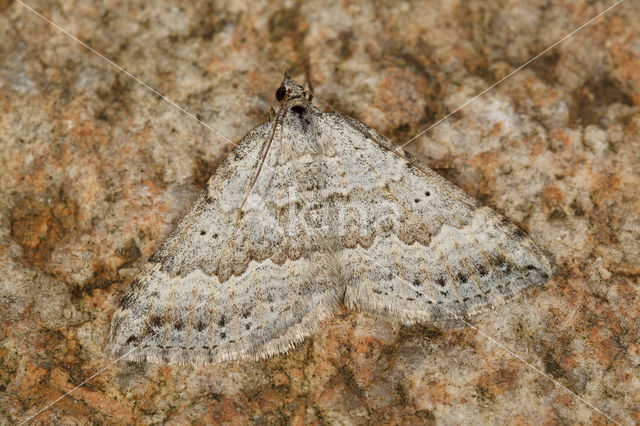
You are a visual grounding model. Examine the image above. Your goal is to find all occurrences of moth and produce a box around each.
[110,72,551,364]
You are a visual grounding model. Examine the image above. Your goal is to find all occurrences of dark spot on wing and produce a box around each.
[477,265,488,277]
[126,336,138,344]
[525,265,549,281]
[276,85,286,102]
[493,255,511,273]
[436,276,446,287]
[218,315,226,328]
[150,315,166,330]
[175,319,184,331]
[200,230,206,235]
[456,272,468,283]
[118,292,134,309]
[196,321,207,332]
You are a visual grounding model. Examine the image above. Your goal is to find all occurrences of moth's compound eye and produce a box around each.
[275,86,286,102]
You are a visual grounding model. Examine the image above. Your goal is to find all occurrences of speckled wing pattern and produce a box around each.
[110,75,551,364]
[319,113,551,323]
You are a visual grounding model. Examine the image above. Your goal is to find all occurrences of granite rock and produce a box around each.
[1,0,639,424]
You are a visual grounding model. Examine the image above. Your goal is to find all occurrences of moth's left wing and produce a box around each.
[110,121,342,363]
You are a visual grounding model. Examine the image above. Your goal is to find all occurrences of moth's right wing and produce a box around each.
[315,112,551,324]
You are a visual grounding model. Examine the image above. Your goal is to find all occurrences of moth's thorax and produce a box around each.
[272,107,321,159]
[276,100,321,146]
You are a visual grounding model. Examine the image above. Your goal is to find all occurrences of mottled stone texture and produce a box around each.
[0,0,638,424]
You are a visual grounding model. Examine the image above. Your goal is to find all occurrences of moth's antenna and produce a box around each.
[312,94,337,113]
[235,98,289,225]
[304,65,315,98]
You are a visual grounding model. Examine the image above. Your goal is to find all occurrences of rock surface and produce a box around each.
[1,0,639,424]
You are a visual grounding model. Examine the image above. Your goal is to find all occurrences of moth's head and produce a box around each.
[275,70,312,104]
